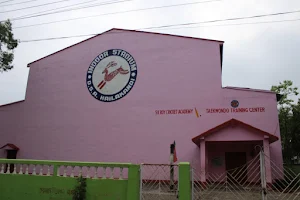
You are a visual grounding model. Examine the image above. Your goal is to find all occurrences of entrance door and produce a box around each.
[225,152,247,184]
[4,150,17,173]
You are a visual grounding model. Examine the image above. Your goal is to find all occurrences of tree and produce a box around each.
[271,80,298,106]
[0,19,18,72]
[271,80,300,163]
[290,100,300,156]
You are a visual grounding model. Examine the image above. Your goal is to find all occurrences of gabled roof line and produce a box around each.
[113,28,224,43]
[192,118,279,145]
[0,100,25,108]
[0,143,20,150]
[27,28,113,67]
[27,28,224,67]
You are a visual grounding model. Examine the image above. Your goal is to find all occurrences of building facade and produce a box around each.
[0,28,283,183]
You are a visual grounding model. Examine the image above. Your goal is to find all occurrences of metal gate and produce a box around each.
[140,164,179,200]
[191,150,300,200]
[264,153,300,200]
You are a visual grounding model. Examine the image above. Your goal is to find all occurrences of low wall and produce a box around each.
[0,159,140,200]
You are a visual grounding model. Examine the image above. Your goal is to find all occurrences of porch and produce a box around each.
[192,118,279,184]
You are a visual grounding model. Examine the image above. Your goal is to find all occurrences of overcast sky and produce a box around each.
[0,0,300,105]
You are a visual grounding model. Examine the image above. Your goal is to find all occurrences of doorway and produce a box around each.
[4,150,17,173]
[225,152,247,184]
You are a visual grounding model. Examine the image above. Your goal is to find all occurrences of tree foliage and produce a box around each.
[0,19,18,72]
[271,80,299,106]
[271,80,300,163]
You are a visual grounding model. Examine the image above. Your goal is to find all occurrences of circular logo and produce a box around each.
[86,49,137,102]
[231,100,239,108]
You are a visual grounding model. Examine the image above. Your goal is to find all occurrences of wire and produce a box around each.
[139,9,300,30]
[0,0,72,13]
[1,0,132,20]
[0,0,40,7]
[20,33,99,42]
[14,0,128,20]
[12,0,221,27]
[0,0,14,5]
[154,18,300,30]
[16,0,103,18]
[18,17,300,43]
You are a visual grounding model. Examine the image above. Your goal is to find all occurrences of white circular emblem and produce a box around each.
[86,49,137,102]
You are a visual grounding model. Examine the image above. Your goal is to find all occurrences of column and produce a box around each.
[200,138,206,183]
[263,136,272,184]
[126,164,140,200]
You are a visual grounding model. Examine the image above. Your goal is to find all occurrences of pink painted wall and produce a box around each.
[205,125,264,142]
[0,29,283,172]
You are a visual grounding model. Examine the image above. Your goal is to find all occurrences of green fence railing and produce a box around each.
[0,159,191,200]
[0,159,139,200]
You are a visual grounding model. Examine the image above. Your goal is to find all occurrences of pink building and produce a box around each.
[0,28,283,183]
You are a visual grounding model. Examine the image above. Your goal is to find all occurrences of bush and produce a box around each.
[73,176,87,200]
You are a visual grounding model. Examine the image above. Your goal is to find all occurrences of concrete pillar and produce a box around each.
[263,136,272,184]
[178,162,191,200]
[127,164,140,200]
[200,138,206,183]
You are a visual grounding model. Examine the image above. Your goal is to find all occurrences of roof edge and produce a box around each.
[112,28,224,43]
[27,28,114,67]
[0,100,25,108]
[220,44,223,71]
[192,118,279,145]
[27,28,224,67]
[0,143,20,151]
[223,86,275,94]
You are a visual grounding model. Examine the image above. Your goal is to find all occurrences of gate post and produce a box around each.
[126,164,140,200]
[191,168,194,200]
[263,137,272,184]
[260,150,267,200]
[179,162,191,200]
[139,164,143,200]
